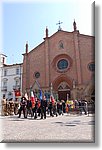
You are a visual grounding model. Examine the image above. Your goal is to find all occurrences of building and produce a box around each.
[0,53,7,100]
[22,21,95,101]
[0,54,23,100]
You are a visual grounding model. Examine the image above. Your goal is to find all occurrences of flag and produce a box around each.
[30,91,35,101]
[50,95,55,105]
[24,92,28,100]
[39,89,42,100]
[30,91,35,108]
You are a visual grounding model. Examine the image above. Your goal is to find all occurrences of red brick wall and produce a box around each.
[48,31,78,86]
[28,43,46,88]
[22,30,94,93]
[79,35,95,84]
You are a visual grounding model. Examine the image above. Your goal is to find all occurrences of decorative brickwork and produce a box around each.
[22,22,95,101]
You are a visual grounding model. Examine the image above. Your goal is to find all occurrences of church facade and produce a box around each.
[22,21,95,101]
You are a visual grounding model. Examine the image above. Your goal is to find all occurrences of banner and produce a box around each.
[15,90,21,98]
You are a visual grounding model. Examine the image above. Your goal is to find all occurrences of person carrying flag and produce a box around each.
[37,99,41,117]
[30,91,35,117]
[26,98,33,117]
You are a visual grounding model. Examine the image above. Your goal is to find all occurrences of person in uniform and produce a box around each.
[37,99,41,117]
[48,100,54,117]
[26,98,33,117]
[81,100,87,115]
[18,97,27,118]
[1,97,8,116]
[33,97,38,119]
[40,96,47,119]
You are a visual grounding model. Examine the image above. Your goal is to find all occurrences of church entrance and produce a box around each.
[58,90,70,101]
[57,81,70,101]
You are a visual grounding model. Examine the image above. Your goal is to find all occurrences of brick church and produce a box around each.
[22,21,95,101]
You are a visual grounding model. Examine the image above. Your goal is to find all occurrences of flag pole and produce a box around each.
[50,83,53,96]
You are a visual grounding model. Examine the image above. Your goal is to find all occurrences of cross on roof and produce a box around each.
[56,20,63,31]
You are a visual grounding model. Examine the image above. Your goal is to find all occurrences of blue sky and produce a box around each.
[1,0,94,64]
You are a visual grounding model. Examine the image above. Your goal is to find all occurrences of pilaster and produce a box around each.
[73,30,82,85]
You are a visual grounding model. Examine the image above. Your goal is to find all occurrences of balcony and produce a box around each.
[1,86,7,91]
[13,85,21,90]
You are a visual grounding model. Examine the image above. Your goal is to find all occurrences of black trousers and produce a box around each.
[27,108,33,117]
[49,107,53,116]
[32,107,38,119]
[41,107,46,119]
[18,107,27,118]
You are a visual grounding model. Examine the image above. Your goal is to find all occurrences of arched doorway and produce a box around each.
[52,75,73,101]
[58,81,70,101]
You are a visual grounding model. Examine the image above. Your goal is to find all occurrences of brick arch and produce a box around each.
[52,75,73,91]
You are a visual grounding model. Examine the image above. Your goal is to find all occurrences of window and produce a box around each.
[2,79,7,91]
[59,41,64,49]
[13,77,20,89]
[15,80,19,86]
[35,72,40,78]
[3,81,7,87]
[16,68,19,75]
[4,69,7,76]
[57,59,68,70]
[88,63,95,72]
[2,78,8,88]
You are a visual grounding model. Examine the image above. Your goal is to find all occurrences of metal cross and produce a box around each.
[56,20,63,31]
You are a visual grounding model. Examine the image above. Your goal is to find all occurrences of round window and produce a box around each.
[35,72,40,78]
[57,59,68,70]
[88,63,95,72]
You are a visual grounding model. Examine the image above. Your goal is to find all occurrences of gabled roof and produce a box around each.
[28,30,72,54]
[27,29,94,55]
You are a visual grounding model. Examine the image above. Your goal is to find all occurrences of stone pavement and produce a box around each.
[0,113,95,143]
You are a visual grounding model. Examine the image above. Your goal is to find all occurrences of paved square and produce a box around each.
[0,114,95,143]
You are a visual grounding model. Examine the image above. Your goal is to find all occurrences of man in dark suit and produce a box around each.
[18,97,27,118]
[40,96,47,119]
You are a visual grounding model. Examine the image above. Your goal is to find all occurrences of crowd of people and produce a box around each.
[17,95,88,119]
